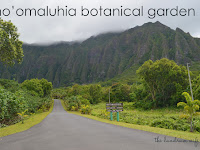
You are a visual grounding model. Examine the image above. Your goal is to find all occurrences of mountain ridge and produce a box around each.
[0,21,200,87]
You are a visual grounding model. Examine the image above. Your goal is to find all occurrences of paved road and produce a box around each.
[0,100,199,150]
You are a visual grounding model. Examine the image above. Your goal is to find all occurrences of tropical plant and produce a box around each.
[177,92,200,132]
[17,109,28,124]
[80,105,92,114]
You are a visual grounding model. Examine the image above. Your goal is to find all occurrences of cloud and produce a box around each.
[1,0,200,43]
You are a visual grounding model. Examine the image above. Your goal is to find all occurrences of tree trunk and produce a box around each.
[190,118,193,132]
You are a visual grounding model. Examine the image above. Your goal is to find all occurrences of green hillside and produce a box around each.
[1,21,200,87]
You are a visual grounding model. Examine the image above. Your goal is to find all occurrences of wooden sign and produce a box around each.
[106,103,123,112]
[106,103,123,106]
[107,110,123,112]
[106,107,123,109]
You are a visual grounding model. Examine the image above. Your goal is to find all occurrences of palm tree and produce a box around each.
[177,92,200,132]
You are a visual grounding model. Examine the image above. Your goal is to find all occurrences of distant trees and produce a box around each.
[21,78,52,97]
[0,18,23,65]
[89,85,102,104]
[52,58,200,110]
[136,58,188,108]
[110,83,131,102]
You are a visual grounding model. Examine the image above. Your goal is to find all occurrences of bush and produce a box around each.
[80,105,92,114]
[21,78,52,97]
[150,118,190,131]
[0,79,20,92]
[150,119,175,129]
[65,96,81,111]
[133,99,154,110]
[0,79,52,126]
[0,87,27,124]
[63,95,92,112]
[81,99,90,106]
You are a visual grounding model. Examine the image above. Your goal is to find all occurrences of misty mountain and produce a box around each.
[1,21,200,87]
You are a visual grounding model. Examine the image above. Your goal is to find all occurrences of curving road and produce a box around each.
[0,100,199,150]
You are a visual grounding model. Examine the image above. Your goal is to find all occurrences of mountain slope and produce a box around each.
[0,21,200,87]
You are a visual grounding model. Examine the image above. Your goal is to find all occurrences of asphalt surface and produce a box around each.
[0,99,199,150]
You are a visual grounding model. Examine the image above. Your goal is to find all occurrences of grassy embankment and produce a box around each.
[0,101,54,138]
[61,100,200,141]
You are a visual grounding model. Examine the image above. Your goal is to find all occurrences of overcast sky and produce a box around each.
[1,0,200,44]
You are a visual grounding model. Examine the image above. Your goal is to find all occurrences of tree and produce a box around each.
[21,78,52,97]
[0,18,23,65]
[39,78,53,97]
[110,83,131,102]
[89,84,102,104]
[21,79,44,97]
[136,58,188,107]
[177,92,200,132]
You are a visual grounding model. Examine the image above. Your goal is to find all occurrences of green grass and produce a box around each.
[0,101,54,138]
[61,100,200,141]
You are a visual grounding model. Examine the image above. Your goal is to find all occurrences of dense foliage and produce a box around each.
[53,83,132,105]
[0,79,52,126]
[62,95,91,114]
[91,102,200,132]
[136,58,188,108]
[21,78,53,97]
[53,58,200,111]
[0,18,23,65]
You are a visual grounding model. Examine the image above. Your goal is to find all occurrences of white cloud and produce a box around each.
[1,0,200,43]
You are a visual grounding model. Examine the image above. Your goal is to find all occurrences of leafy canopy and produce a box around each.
[0,18,23,65]
[137,58,188,107]
[21,78,52,97]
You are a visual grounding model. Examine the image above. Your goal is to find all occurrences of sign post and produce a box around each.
[110,112,113,121]
[106,103,123,121]
[117,112,119,122]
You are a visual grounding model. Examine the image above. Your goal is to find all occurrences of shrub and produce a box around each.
[80,105,92,114]
[150,119,175,129]
[0,88,27,124]
[65,96,81,111]
[0,79,20,92]
[21,78,52,97]
[0,79,52,126]
[81,99,90,106]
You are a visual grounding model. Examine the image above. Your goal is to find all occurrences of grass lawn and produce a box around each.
[0,101,54,138]
[61,100,200,141]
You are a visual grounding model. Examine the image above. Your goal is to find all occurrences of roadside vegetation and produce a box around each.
[62,103,200,141]
[0,78,53,128]
[54,58,200,134]
[0,18,53,130]
[0,101,54,137]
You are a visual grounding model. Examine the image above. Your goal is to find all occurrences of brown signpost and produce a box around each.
[106,107,123,109]
[106,103,123,106]
[107,110,123,112]
[106,103,123,121]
